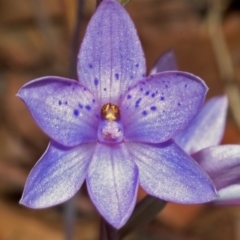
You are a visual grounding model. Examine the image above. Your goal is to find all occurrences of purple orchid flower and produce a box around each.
[17,0,217,228]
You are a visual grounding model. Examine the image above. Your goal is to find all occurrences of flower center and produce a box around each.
[98,103,124,143]
[101,103,120,121]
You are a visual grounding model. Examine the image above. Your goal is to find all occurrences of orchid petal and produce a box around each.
[121,71,207,143]
[175,95,228,154]
[127,141,217,203]
[17,77,99,147]
[216,185,240,205]
[150,50,178,75]
[20,141,95,208]
[192,145,240,190]
[86,143,138,229]
[78,0,146,105]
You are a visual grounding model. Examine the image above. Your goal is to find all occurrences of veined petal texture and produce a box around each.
[175,95,228,154]
[20,141,95,208]
[121,71,207,143]
[18,77,99,147]
[192,145,240,190]
[127,141,217,203]
[78,0,146,105]
[150,50,178,75]
[86,143,138,229]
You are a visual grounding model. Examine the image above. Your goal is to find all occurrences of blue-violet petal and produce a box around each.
[127,140,217,203]
[192,145,240,190]
[216,185,240,205]
[121,71,207,143]
[78,0,146,105]
[17,77,99,147]
[175,95,228,154]
[150,50,178,75]
[20,141,95,208]
[86,143,138,229]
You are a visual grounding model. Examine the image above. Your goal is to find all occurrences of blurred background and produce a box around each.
[0,0,240,239]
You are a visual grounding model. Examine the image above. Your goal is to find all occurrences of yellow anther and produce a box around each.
[101,103,120,121]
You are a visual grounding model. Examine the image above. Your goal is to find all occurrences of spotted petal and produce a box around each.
[121,71,207,143]
[17,77,99,147]
[192,145,240,190]
[127,141,217,203]
[20,141,95,208]
[175,95,228,154]
[78,0,146,105]
[86,143,138,229]
[150,50,178,75]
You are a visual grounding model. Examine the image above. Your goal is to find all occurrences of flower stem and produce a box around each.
[64,197,76,240]
[69,0,85,79]
[118,195,166,239]
[99,217,119,240]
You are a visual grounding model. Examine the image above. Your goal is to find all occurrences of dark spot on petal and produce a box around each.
[83,87,87,91]
[135,63,139,68]
[73,109,79,117]
[163,110,166,113]
[95,114,99,119]
[94,78,99,86]
[115,73,119,80]
[160,96,165,101]
[85,105,91,111]
[135,98,142,108]
[185,84,187,88]
[79,103,83,108]
[92,99,96,103]
[142,110,147,116]
[127,94,132,99]
[58,100,62,105]
[130,75,134,79]
[178,102,181,106]
[165,85,168,88]
[65,101,68,105]
[104,88,107,91]
[150,106,157,111]
[145,91,149,96]
[140,87,143,91]
[142,73,145,77]
[151,93,155,98]
[88,64,93,68]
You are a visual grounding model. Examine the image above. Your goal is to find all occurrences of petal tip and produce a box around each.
[19,195,36,209]
[16,87,24,99]
[220,94,228,106]
[19,194,59,209]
